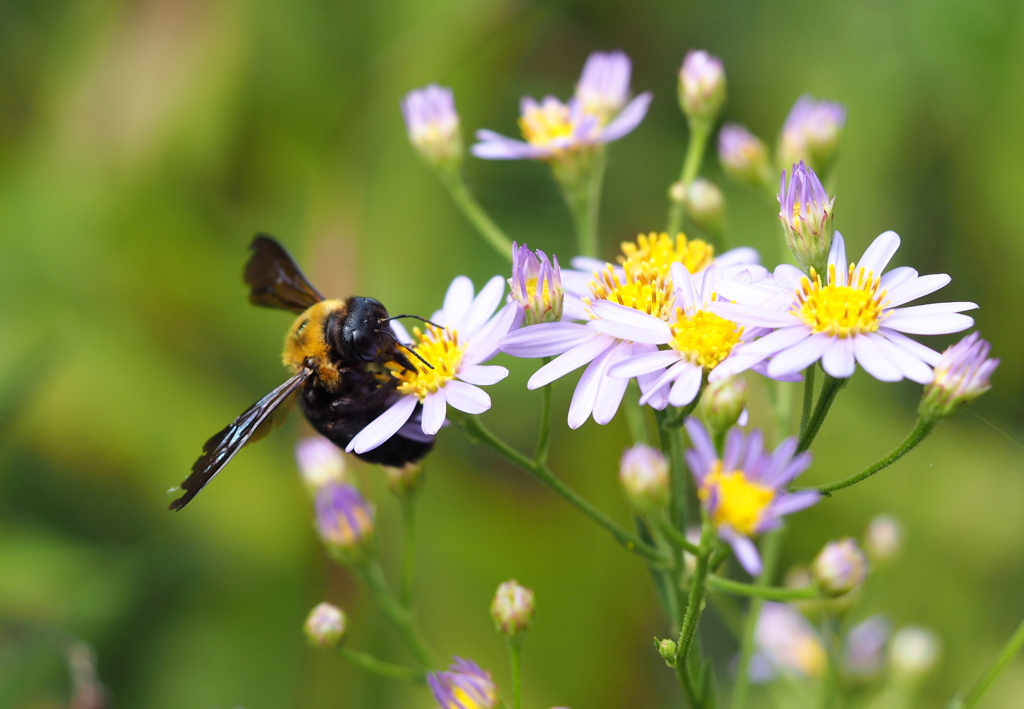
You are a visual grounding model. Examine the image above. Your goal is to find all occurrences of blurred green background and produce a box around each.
[1,0,1022,707]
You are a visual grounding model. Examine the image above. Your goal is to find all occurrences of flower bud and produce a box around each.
[490,580,535,637]
[779,161,835,273]
[719,123,773,188]
[509,242,563,326]
[778,95,846,176]
[429,658,498,709]
[890,626,940,678]
[681,178,725,237]
[401,84,463,171]
[844,615,890,678]
[386,462,424,498]
[812,538,868,596]
[315,482,375,564]
[619,444,670,515]
[678,50,726,123]
[701,376,747,434]
[658,638,678,663]
[919,332,999,421]
[864,514,902,563]
[304,602,348,648]
[296,437,347,496]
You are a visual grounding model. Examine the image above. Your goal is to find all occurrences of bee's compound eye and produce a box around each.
[352,328,379,361]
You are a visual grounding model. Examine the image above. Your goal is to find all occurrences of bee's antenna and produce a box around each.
[380,329,434,370]
[386,314,442,329]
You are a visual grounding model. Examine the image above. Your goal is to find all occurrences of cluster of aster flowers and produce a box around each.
[292,45,1004,709]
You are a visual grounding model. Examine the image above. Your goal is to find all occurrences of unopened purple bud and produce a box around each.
[679,50,726,122]
[719,123,772,187]
[509,242,563,325]
[304,602,348,648]
[315,482,375,563]
[575,50,632,123]
[296,437,347,496]
[844,615,890,678]
[429,658,498,709]
[779,95,846,174]
[490,580,535,636]
[402,84,463,169]
[920,332,999,420]
[779,161,835,273]
[812,538,868,596]
[619,444,670,514]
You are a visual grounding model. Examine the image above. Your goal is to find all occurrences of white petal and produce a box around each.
[592,342,633,424]
[465,301,521,364]
[714,279,778,306]
[566,351,611,429]
[880,266,918,290]
[389,320,412,345]
[714,246,760,268]
[766,334,829,377]
[853,334,902,382]
[561,294,590,321]
[639,360,690,405]
[880,329,943,366]
[888,301,978,317]
[420,392,448,435]
[501,322,593,357]
[348,396,418,454]
[439,275,474,326]
[588,316,671,344]
[885,274,952,307]
[857,230,900,277]
[739,325,812,358]
[443,380,491,415]
[770,491,820,517]
[821,338,856,378]
[828,232,847,281]
[711,302,795,328]
[609,349,680,378]
[883,311,975,335]
[528,335,613,389]
[458,364,508,385]
[670,262,699,311]
[724,530,762,576]
[869,333,934,384]
[773,264,806,291]
[459,275,505,334]
[667,364,703,407]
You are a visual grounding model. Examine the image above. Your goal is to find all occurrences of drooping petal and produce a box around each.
[348,395,418,454]
[880,329,943,366]
[592,342,633,424]
[870,333,934,384]
[667,364,703,407]
[420,392,448,435]
[821,338,856,378]
[852,335,903,382]
[721,528,763,576]
[600,92,652,142]
[567,346,617,429]
[609,349,680,378]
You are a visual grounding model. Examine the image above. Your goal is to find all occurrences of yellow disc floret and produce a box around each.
[586,259,674,321]
[795,262,887,338]
[519,101,575,147]
[619,232,715,275]
[670,306,744,369]
[699,462,775,536]
[387,325,465,400]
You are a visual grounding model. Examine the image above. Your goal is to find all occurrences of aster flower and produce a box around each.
[502,233,762,427]
[779,161,835,273]
[778,94,846,173]
[472,50,651,161]
[347,276,519,455]
[811,538,868,595]
[428,658,498,709]
[685,418,819,575]
[712,231,978,383]
[844,615,890,678]
[920,331,999,419]
[402,84,463,168]
[750,602,826,682]
[509,242,563,326]
[718,123,772,187]
[295,436,346,495]
[315,482,375,562]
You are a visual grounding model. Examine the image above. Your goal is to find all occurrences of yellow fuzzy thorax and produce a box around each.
[585,259,675,321]
[795,263,888,338]
[386,324,464,400]
[619,232,715,276]
[282,299,344,387]
[699,462,775,536]
[670,306,744,370]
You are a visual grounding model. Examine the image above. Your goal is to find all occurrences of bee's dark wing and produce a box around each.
[169,371,310,511]
[245,235,325,313]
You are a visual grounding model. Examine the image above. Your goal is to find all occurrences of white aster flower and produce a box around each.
[712,231,977,383]
[347,275,519,454]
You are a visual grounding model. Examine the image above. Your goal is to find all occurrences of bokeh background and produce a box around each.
[1,0,1022,707]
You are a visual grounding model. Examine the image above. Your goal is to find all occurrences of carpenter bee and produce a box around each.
[169,235,433,511]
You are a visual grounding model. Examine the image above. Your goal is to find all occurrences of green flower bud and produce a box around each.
[678,51,726,124]
[304,602,348,648]
[701,376,746,434]
[682,178,725,237]
[619,445,670,515]
[490,580,535,637]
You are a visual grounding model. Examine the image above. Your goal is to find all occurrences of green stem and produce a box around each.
[674,515,713,708]
[338,648,426,683]
[657,413,689,535]
[624,382,651,446]
[458,415,667,564]
[442,171,514,261]
[534,360,553,464]
[730,526,786,709]
[357,561,435,669]
[399,496,417,608]
[807,417,940,494]
[508,637,523,709]
[667,120,713,237]
[959,616,1024,708]
[706,575,821,601]
[796,373,848,452]
[654,513,700,555]
[555,149,607,258]
[800,365,816,436]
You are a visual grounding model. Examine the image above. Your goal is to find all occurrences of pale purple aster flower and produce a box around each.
[750,602,826,682]
[315,482,374,558]
[679,50,726,121]
[779,95,846,171]
[509,242,563,325]
[619,444,670,513]
[472,51,652,160]
[686,418,819,575]
[779,161,835,272]
[491,580,535,636]
[347,276,519,455]
[295,436,346,493]
[920,331,999,418]
[712,231,978,383]
[402,85,463,166]
[811,538,868,595]
[428,657,498,709]
[844,615,890,678]
[304,602,348,648]
[719,123,772,186]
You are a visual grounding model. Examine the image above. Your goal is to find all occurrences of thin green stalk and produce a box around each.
[399,495,417,608]
[958,616,1024,708]
[338,648,425,683]
[806,417,940,494]
[667,120,713,236]
[674,515,714,708]
[654,513,700,555]
[624,382,650,445]
[357,561,435,669]
[730,526,786,709]
[508,637,523,709]
[818,616,841,709]
[800,365,816,436]
[442,171,513,261]
[658,413,689,534]
[646,520,683,630]
[707,575,821,601]
[458,415,667,564]
[534,360,553,464]
[796,373,848,452]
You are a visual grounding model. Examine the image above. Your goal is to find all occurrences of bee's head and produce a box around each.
[326,297,397,365]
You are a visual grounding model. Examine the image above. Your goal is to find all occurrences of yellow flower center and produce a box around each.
[670,307,744,369]
[795,262,887,338]
[585,260,674,321]
[519,102,575,147]
[619,232,715,275]
[793,637,827,677]
[699,462,775,536]
[525,276,554,306]
[446,686,494,709]
[386,325,464,400]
